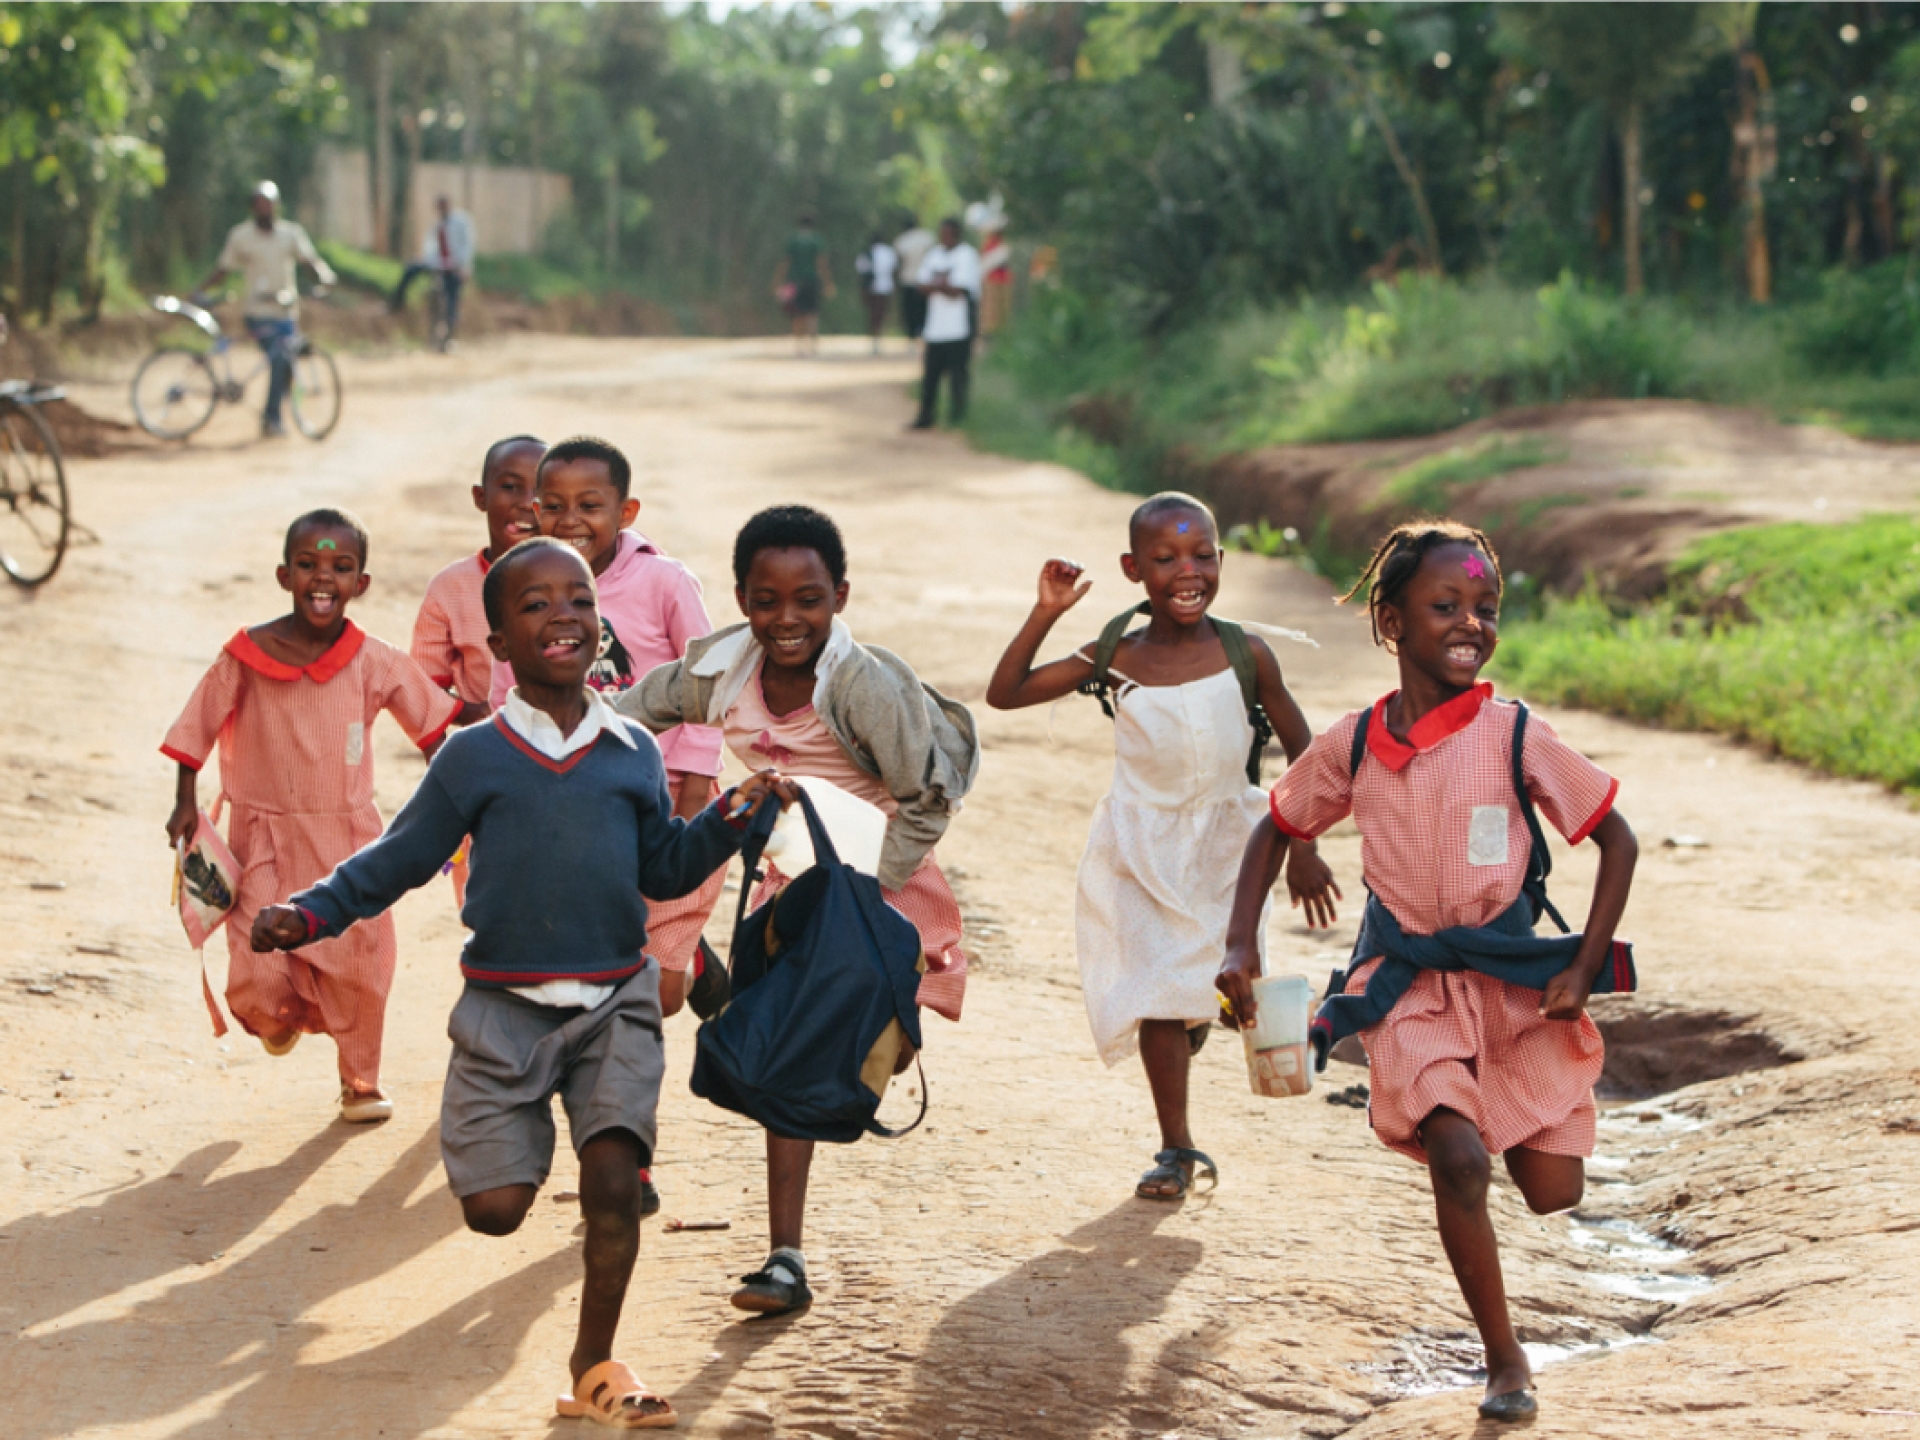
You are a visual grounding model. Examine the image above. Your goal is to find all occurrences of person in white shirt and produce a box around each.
[391,195,477,351]
[893,222,935,342]
[910,218,981,430]
[854,234,899,355]
[195,180,337,438]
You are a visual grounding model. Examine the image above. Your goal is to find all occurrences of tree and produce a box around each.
[1500,3,1709,295]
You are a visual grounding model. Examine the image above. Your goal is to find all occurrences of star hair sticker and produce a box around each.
[1462,554,1487,579]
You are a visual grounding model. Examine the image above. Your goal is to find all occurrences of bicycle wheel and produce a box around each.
[132,347,219,439]
[290,343,343,440]
[0,402,71,586]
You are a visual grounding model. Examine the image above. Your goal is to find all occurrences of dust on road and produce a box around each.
[3,338,1917,1439]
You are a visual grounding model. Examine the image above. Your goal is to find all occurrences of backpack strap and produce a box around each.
[1077,603,1150,719]
[1213,618,1276,786]
[1348,704,1373,780]
[1510,701,1570,934]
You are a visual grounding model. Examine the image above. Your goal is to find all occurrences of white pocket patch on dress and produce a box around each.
[345,721,365,766]
[1467,805,1510,866]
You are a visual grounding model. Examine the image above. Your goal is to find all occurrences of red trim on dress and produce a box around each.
[415,708,457,754]
[224,622,366,683]
[1268,787,1318,842]
[489,712,600,774]
[474,548,492,574]
[1365,683,1493,771]
[461,960,647,986]
[1567,776,1620,846]
[159,744,204,771]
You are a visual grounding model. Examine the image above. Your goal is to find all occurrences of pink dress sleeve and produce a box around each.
[161,651,243,771]
[652,566,724,778]
[1267,712,1362,841]
[1521,711,1619,845]
[410,586,458,690]
[372,646,461,751]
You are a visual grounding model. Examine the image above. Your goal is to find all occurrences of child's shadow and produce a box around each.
[11,1123,465,1440]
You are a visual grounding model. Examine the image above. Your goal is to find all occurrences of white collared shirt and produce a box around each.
[497,688,638,1009]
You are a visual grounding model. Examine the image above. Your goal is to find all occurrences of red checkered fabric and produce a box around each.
[410,550,493,707]
[1271,686,1617,1162]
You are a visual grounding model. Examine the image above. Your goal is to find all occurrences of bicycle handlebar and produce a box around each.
[150,295,223,340]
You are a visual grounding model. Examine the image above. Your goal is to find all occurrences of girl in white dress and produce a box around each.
[988,492,1338,1199]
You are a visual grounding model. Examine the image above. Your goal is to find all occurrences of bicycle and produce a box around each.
[0,376,71,588]
[131,294,343,441]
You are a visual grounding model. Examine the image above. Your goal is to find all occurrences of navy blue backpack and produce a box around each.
[690,789,929,1143]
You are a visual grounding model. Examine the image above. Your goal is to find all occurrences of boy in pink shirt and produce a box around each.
[489,439,727,1009]
[411,434,544,726]
[163,509,459,1124]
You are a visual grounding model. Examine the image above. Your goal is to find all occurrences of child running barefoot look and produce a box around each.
[253,538,795,1430]
[1217,521,1639,1424]
[162,509,460,1123]
[619,504,980,1317]
[986,492,1335,1201]
[411,434,544,728]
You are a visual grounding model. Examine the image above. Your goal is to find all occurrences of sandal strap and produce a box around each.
[1154,1147,1220,1184]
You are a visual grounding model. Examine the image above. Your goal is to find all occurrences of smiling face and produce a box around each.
[1378,542,1501,692]
[736,546,849,676]
[276,523,369,632]
[536,457,639,577]
[486,544,599,690]
[1122,506,1220,628]
[473,441,542,560]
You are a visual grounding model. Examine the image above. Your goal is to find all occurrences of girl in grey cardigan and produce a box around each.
[616,504,979,1316]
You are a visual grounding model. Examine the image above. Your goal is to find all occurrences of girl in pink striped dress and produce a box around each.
[163,510,460,1124]
[1219,520,1639,1425]
[620,504,979,1318]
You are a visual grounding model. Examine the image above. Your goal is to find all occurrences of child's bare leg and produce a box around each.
[1503,1146,1585,1215]
[1137,1019,1196,1197]
[657,969,687,1017]
[460,1182,538,1237]
[767,1132,814,1251]
[572,1128,649,1389]
[1419,1108,1531,1401]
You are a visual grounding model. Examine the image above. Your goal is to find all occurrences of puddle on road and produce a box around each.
[1565,1214,1716,1303]
[1361,1327,1652,1400]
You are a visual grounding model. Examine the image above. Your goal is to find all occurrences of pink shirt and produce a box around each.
[1269,684,1617,937]
[489,530,723,776]
[723,661,894,813]
[411,550,492,708]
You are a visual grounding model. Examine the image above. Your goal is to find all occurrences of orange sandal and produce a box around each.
[556,1361,677,1429]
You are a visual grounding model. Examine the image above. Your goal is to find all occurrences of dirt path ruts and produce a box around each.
[2,337,1916,1439]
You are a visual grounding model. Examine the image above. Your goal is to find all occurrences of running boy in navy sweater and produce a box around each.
[253,537,795,1430]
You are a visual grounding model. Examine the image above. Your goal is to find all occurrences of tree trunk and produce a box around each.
[1873,152,1896,260]
[401,108,424,261]
[1339,54,1444,275]
[1622,100,1644,297]
[10,165,26,318]
[605,158,619,274]
[372,48,394,256]
[1734,51,1773,303]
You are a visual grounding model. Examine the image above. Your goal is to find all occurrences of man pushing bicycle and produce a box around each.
[195,180,336,439]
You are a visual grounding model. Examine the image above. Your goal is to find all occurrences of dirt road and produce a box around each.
[3,338,1917,1439]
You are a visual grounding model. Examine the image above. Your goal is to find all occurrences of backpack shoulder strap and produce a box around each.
[1078,603,1151,720]
[1213,618,1275,786]
[1348,705,1373,779]
[1509,700,1570,934]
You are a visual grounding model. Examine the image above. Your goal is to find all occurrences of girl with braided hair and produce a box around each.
[1218,519,1641,1424]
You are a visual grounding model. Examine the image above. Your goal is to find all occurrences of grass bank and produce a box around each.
[1493,515,1920,793]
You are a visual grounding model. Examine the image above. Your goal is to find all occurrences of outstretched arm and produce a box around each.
[1216,815,1291,1028]
[1540,808,1638,1020]
[1250,636,1340,927]
[986,559,1099,710]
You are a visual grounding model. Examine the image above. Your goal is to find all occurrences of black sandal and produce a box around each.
[1135,1147,1218,1201]
[1186,1022,1210,1056]
[1477,1388,1538,1422]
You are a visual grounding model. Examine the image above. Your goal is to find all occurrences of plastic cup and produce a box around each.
[1241,974,1315,1098]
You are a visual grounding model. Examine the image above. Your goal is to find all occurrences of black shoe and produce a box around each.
[731,1250,811,1315]
[686,939,732,1021]
[638,1170,661,1218]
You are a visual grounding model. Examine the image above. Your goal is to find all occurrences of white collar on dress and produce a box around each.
[691,617,857,725]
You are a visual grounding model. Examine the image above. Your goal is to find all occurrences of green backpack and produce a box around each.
[1077,602,1274,786]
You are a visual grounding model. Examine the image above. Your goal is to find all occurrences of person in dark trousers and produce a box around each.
[910,218,980,431]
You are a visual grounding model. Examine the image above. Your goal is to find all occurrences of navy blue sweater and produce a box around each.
[1310,892,1636,1064]
[291,714,744,988]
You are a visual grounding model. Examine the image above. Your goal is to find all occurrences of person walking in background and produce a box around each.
[910,218,980,431]
[390,195,475,353]
[980,225,1013,341]
[893,220,934,348]
[855,233,899,356]
[195,180,337,439]
[773,213,833,358]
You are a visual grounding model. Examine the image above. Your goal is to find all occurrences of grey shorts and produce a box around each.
[441,967,664,1199]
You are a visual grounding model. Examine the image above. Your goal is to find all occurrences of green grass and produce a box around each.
[317,240,403,296]
[1379,434,1567,514]
[1493,514,1920,792]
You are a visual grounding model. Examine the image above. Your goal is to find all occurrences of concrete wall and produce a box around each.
[305,145,375,251]
[300,145,571,258]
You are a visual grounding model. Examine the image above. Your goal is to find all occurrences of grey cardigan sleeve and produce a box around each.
[618,656,706,734]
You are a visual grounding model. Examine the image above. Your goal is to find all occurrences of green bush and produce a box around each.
[1788,261,1920,378]
[1495,515,1920,792]
[317,240,403,296]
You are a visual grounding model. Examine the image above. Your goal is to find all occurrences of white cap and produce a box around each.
[252,180,281,202]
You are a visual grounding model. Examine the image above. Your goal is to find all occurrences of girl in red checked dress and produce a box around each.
[1218,519,1639,1426]
[163,509,460,1125]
